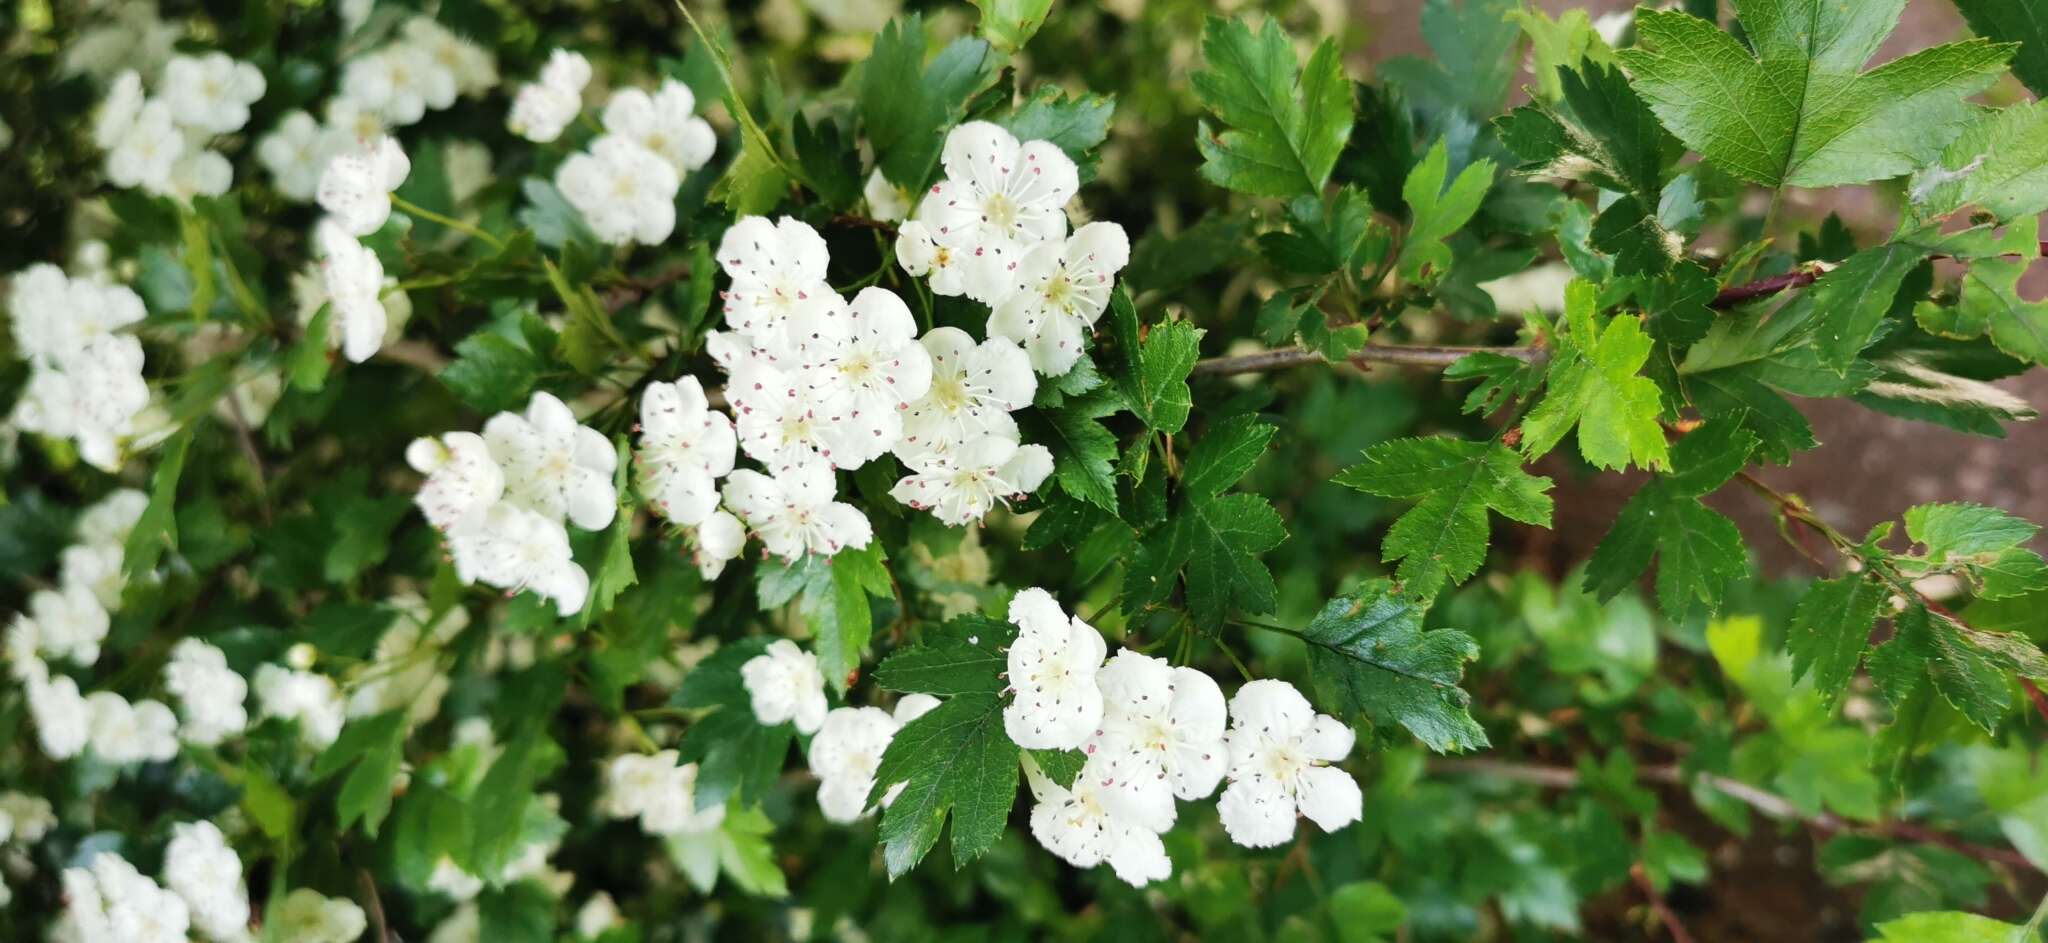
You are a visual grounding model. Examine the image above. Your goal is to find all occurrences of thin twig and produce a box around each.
[1190,343,1545,376]
[1707,241,2048,309]
[1630,862,1697,943]
[831,214,900,237]
[358,870,392,943]
[223,391,273,525]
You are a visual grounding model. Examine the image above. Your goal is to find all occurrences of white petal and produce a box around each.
[1228,679,1314,741]
[1293,765,1364,833]
[1103,824,1172,886]
[1217,778,1298,848]
[1302,714,1356,763]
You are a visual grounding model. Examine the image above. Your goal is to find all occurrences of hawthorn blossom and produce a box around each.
[162,638,248,746]
[716,216,837,346]
[11,334,152,472]
[722,459,874,560]
[317,135,411,236]
[485,391,618,530]
[14,583,109,667]
[603,751,725,836]
[85,692,179,765]
[339,42,456,126]
[920,121,1081,303]
[890,433,1052,525]
[898,328,1037,457]
[509,49,589,142]
[66,852,191,943]
[159,52,265,134]
[1023,756,1172,887]
[729,358,843,471]
[864,169,912,222]
[894,219,970,297]
[407,431,505,534]
[448,502,590,616]
[316,220,391,363]
[28,673,90,759]
[693,510,746,580]
[103,99,184,196]
[259,109,343,200]
[165,148,233,201]
[789,287,931,465]
[92,71,146,151]
[1215,679,1362,848]
[75,489,147,560]
[806,694,941,823]
[637,378,737,526]
[987,221,1131,376]
[558,135,681,246]
[7,263,146,365]
[271,888,368,943]
[741,639,829,734]
[1003,587,1107,750]
[163,821,251,941]
[254,663,346,749]
[1083,650,1229,832]
[295,255,413,358]
[602,79,717,173]
[402,17,499,98]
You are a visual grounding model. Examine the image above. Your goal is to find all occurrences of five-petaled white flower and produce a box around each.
[162,638,248,747]
[1003,587,1107,750]
[558,135,681,246]
[508,49,589,143]
[636,377,737,526]
[807,694,939,823]
[315,219,392,363]
[603,79,717,174]
[1215,679,1362,848]
[728,358,842,471]
[339,42,456,127]
[603,751,726,836]
[721,458,874,560]
[15,583,110,668]
[988,221,1131,376]
[485,391,619,531]
[800,287,935,467]
[897,327,1037,458]
[1023,755,1172,887]
[890,433,1052,526]
[716,215,837,347]
[259,110,344,201]
[448,502,590,616]
[921,121,1081,303]
[894,218,972,297]
[317,135,411,237]
[740,639,830,734]
[254,663,346,749]
[1081,649,1229,833]
[406,431,505,534]
[160,52,265,135]
[162,821,250,942]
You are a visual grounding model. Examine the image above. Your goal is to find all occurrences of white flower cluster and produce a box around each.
[259,17,493,201]
[4,265,153,471]
[519,49,716,247]
[59,823,277,943]
[314,135,412,363]
[164,638,250,746]
[254,659,346,749]
[895,122,1131,377]
[92,54,264,201]
[409,391,617,616]
[601,750,726,836]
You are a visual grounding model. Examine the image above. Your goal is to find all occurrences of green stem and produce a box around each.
[2021,890,2048,941]
[390,194,505,250]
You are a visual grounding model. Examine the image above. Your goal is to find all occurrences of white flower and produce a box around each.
[716,216,836,346]
[346,597,466,725]
[575,893,622,939]
[163,821,251,941]
[325,97,388,142]
[807,694,938,823]
[722,458,874,560]
[864,169,912,222]
[163,638,248,746]
[508,49,590,143]
[295,255,412,359]
[86,692,179,765]
[919,121,1081,303]
[1216,679,1362,848]
[447,502,590,616]
[1081,650,1229,832]
[402,18,499,98]
[74,852,192,943]
[693,510,746,580]
[104,99,184,195]
[557,136,680,246]
[12,334,153,472]
[254,664,346,748]
[340,43,456,127]
[603,80,717,173]
[259,110,342,201]
[636,378,736,526]
[987,221,1130,376]
[1023,756,1172,887]
[897,327,1036,457]
[603,751,726,836]
[314,221,390,364]
[317,135,411,237]
[427,857,485,902]
[160,53,265,135]
[728,358,839,472]
[1003,588,1106,750]
[272,888,367,943]
[0,792,56,844]
[167,148,234,201]
[890,433,1052,525]
[406,431,505,534]
[798,286,934,466]
[28,673,90,759]
[894,219,971,297]
[6,263,147,365]
[740,639,829,734]
[17,583,110,667]
[485,391,618,530]
[78,488,148,546]
[93,71,146,150]
[62,545,129,612]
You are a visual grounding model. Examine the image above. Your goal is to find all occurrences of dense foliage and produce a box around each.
[3,0,2048,940]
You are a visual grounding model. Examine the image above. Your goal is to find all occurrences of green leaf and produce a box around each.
[973,0,1054,54]
[756,547,892,694]
[719,136,790,216]
[1940,217,2048,366]
[1952,0,2048,95]
[1495,62,1673,206]
[870,692,1020,878]
[288,305,333,392]
[1583,483,1748,622]
[1802,238,1934,372]
[874,614,1012,695]
[1905,502,2039,564]
[1786,574,1888,707]
[1867,911,2030,943]
[517,177,597,248]
[1617,1,2012,187]
[864,16,1000,189]
[1520,281,1670,471]
[1444,351,1546,416]
[672,638,793,811]
[1912,101,2048,222]
[1129,492,1287,627]
[1023,397,1121,512]
[1868,606,2013,733]
[313,710,407,837]
[712,806,790,897]
[122,428,192,584]
[1377,0,1521,116]
[1398,140,1495,283]
[1109,287,1200,434]
[1190,16,1354,199]
[1260,188,1379,276]
[1179,415,1277,501]
[477,882,555,943]
[1125,211,1253,295]
[579,440,638,627]
[1301,586,1488,753]
[469,732,561,878]
[441,330,546,414]
[792,113,861,208]
[1335,438,1555,599]
[1506,7,1616,101]
[1327,880,1408,943]
[999,87,1115,183]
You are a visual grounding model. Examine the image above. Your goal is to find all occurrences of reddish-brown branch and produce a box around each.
[1709,241,2048,309]
[1630,862,1697,943]
[1191,343,1545,376]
